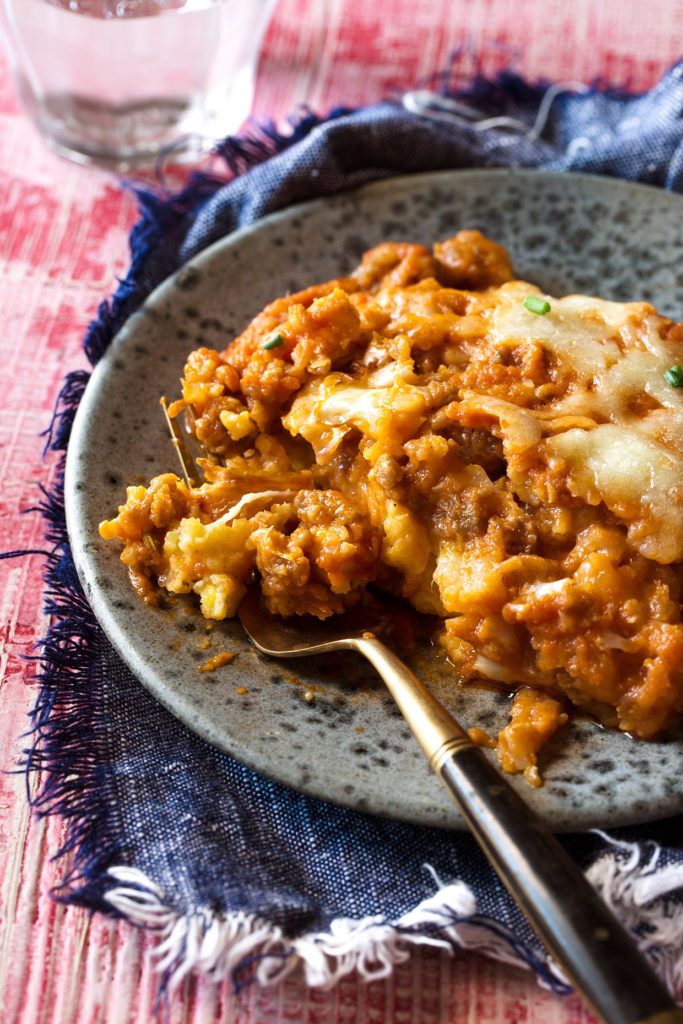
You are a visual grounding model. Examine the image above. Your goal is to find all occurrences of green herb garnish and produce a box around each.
[262,332,285,351]
[523,295,551,315]
[664,363,683,388]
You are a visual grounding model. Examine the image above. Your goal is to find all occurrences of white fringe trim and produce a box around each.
[105,840,683,996]
[586,832,683,1000]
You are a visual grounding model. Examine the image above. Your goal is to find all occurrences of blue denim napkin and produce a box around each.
[34,62,683,997]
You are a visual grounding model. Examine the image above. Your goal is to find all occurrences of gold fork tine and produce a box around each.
[160,395,200,487]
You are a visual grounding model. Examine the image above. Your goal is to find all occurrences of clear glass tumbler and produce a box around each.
[0,0,277,170]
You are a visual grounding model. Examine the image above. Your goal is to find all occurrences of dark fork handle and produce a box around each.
[353,634,683,1024]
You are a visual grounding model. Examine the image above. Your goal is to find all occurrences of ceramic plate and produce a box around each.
[65,169,683,832]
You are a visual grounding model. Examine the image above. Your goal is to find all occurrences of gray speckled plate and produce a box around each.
[65,169,683,832]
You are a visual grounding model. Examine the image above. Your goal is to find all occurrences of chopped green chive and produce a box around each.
[664,363,683,388]
[262,332,285,351]
[523,295,551,315]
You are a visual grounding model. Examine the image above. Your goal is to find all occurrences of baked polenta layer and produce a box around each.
[101,232,683,782]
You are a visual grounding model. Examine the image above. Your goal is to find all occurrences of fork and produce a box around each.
[237,583,683,1024]
[162,401,681,1024]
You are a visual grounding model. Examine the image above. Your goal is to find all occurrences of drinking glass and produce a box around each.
[0,0,277,169]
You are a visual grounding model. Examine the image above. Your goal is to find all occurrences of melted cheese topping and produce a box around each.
[485,285,683,561]
[288,284,683,563]
[547,426,682,561]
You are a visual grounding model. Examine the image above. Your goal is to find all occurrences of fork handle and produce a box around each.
[353,634,683,1024]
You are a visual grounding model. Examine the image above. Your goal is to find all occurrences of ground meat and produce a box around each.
[250,489,380,618]
[434,231,515,289]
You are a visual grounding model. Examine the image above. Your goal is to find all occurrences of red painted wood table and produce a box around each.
[1,1,682,1022]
